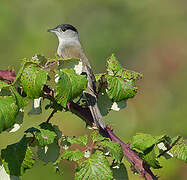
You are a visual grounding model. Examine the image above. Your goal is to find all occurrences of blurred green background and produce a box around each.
[0,0,187,179]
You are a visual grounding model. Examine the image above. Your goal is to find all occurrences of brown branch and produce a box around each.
[106,126,157,180]
[69,102,158,180]
[0,69,16,83]
[2,68,157,179]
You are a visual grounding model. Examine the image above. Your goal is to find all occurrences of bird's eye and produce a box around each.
[61,28,66,32]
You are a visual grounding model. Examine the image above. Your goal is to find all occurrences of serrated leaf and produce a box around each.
[112,163,128,180]
[107,54,143,80]
[11,57,43,87]
[61,135,71,150]
[170,136,181,146]
[100,141,123,163]
[91,131,107,143]
[61,149,84,162]
[0,81,9,89]
[106,75,138,102]
[75,151,113,180]
[0,88,11,96]
[37,142,60,163]
[0,86,26,133]
[97,88,127,116]
[25,123,57,146]
[0,96,19,133]
[1,136,35,176]
[95,73,105,82]
[141,147,162,169]
[20,64,47,99]
[170,138,187,162]
[131,133,166,152]
[35,129,57,146]
[97,89,113,116]
[8,111,24,133]
[32,54,47,66]
[67,135,88,146]
[105,54,142,102]
[107,54,123,76]
[10,87,28,109]
[61,58,83,75]
[55,69,87,107]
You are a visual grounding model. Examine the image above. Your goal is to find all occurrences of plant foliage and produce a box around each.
[0,54,186,180]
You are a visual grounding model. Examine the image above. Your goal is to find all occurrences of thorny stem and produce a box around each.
[43,60,59,69]
[68,102,158,180]
[1,68,157,180]
[84,141,96,156]
[106,126,157,180]
[0,69,16,83]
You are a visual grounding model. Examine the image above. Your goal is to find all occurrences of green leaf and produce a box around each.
[112,163,128,180]
[8,111,24,133]
[55,69,87,107]
[28,98,42,115]
[67,135,88,146]
[10,86,28,109]
[131,133,166,152]
[61,149,84,162]
[95,73,105,82]
[20,64,47,99]
[100,141,123,163]
[61,135,71,150]
[97,87,127,116]
[37,142,60,163]
[105,54,142,102]
[32,54,47,66]
[25,123,57,146]
[106,54,143,80]
[91,131,107,143]
[1,136,35,176]
[0,85,27,134]
[97,89,113,116]
[106,54,123,76]
[75,151,113,180]
[0,81,9,89]
[60,58,83,75]
[170,136,181,145]
[0,96,19,133]
[35,128,57,146]
[141,147,162,169]
[170,138,187,162]
[106,75,138,102]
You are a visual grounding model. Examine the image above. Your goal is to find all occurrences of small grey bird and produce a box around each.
[48,24,106,129]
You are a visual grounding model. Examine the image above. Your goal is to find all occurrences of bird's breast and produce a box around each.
[58,43,82,59]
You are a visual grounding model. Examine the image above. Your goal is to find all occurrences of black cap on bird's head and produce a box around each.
[48,24,78,33]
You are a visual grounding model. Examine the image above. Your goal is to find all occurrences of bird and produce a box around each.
[48,24,106,130]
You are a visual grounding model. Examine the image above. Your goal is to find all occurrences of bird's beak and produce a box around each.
[47,28,57,33]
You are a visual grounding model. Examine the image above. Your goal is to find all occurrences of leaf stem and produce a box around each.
[46,109,57,123]
[157,136,181,158]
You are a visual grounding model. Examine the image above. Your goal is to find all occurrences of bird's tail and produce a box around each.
[84,91,106,129]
